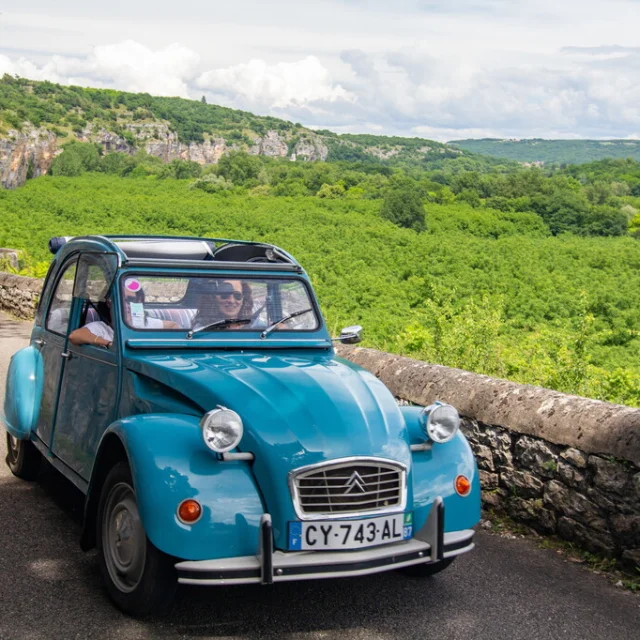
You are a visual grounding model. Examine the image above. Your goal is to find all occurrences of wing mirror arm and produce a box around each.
[332,325,363,345]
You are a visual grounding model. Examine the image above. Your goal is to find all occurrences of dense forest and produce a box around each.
[451,138,640,165]
[45,142,640,239]
[1,172,639,408]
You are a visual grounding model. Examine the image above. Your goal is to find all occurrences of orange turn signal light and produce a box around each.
[177,499,202,524]
[455,475,471,496]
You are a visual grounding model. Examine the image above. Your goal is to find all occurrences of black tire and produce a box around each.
[5,432,41,480]
[96,461,177,616]
[400,557,456,577]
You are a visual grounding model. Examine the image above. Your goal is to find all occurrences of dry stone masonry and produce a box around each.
[337,345,640,571]
[0,270,638,569]
[0,272,42,319]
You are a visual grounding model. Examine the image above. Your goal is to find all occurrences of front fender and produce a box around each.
[402,406,481,533]
[102,414,266,561]
[2,346,43,440]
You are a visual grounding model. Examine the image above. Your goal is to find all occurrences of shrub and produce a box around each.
[316,182,346,199]
[190,174,234,193]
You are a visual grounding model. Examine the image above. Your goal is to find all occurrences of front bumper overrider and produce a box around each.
[175,497,475,585]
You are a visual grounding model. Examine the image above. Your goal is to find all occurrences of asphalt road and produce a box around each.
[0,311,638,640]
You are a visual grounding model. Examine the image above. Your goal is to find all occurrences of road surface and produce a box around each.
[0,311,638,639]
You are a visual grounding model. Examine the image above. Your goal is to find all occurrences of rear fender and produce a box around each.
[93,413,266,561]
[2,346,43,440]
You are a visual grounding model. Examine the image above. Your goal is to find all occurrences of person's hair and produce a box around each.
[125,289,145,303]
[237,281,253,318]
[95,299,112,326]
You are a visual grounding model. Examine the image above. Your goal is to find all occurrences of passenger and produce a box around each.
[192,279,254,330]
[69,285,177,349]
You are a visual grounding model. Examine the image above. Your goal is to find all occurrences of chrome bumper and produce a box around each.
[175,497,475,586]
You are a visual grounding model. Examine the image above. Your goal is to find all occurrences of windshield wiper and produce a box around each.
[260,308,313,339]
[187,318,252,339]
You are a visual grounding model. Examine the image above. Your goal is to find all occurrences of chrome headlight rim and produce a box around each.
[200,406,244,453]
[421,402,460,444]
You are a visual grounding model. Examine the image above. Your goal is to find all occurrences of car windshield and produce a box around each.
[119,275,320,333]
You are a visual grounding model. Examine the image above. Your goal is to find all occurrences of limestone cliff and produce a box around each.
[0,122,327,189]
[0,128,59,189]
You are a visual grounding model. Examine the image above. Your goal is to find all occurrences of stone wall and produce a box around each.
[337,346,640,570]
[0,272,42,319]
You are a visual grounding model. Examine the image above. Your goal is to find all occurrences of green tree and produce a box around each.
[50,141,101,176]
[316,182,346,199]
[216,151,263,186]
[380,184,426,232]
[163,159,202,180]
[99,152,129,175]
[528,190,590,235]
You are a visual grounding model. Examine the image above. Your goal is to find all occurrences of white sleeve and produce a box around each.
[84,321,114,342]
[145,317,165,329]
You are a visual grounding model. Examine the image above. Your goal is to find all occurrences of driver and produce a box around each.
[192,279,254,331]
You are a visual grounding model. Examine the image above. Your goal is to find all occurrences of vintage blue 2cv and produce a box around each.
[3,235,480,615]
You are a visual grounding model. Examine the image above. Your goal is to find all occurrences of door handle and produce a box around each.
[60,351,72,359]
[34,339,46,347]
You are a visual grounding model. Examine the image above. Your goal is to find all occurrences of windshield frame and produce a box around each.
[116,270,324,336]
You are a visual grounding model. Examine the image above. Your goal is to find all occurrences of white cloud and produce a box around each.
[0,41,200,98]
[2,2,640,141]
[88,41,200,97]
[320,45,640,139]
[196,56,353,109]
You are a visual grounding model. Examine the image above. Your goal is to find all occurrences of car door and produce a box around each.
[33,257,78,448]
[50,253,119,480]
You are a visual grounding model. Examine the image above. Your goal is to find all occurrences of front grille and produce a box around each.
[291,458,406,518]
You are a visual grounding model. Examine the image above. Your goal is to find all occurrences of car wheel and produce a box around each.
[5,432,41,480]
[400,557,455,577]
[97,462,177,616]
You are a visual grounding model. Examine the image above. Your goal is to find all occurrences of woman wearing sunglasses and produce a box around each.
[192,279,254,332]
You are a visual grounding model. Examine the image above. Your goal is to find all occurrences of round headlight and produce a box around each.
[422,402,460,443]
[200,407,243,453]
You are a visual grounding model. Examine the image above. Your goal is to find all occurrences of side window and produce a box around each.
[73,253,118,328]
[74,254,117,302]
[45,261,78,335]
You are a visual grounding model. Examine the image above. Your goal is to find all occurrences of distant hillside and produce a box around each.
[0,75,514,189]
[449,138,640,165]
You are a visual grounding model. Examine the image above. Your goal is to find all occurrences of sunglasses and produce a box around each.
[217,292,243,301]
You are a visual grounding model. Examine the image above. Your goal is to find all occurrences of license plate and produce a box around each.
[288,513,413,551]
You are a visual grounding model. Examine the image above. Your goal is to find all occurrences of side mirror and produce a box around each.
[336,325,363,345]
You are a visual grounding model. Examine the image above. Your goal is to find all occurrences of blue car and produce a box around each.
[3,235,480,615]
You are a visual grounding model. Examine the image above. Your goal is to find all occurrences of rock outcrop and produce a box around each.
[0,123,311,189]
[0,127,59,189]
[292,136,328,162]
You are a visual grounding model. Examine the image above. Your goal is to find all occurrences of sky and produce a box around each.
[1,1,640,141]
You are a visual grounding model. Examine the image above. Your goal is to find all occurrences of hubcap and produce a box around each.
[102,482,146,593]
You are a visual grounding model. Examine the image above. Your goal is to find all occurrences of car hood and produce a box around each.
[125,350,411,537]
